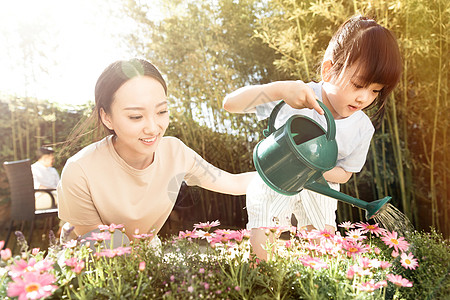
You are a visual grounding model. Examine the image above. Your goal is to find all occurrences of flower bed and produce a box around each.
[0,221,449,299]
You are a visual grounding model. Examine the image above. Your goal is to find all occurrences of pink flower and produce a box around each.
[7,271,58,300]
[9,259,38,278]
[63,239,78,249]
[387,274,413,287]
[139,261,146,272]
[1,248,12,261]
[96,247,132,258]
[178,230,199,240]
[338,221,355,230]
[346,266,355,279]
[315,229,335,241]
[193,220,220,231]
[345,229,367,242]
[380,261,392,269]
[195,230,216,242]
[0,240,4,249]
[133,233,154,240]
[299,256,328,270]
[381,231,409,252]
[98,223,124,233]
[357,280,385,292]
[401,252,419,270]
[187,286,194,293]
[342,240,368,257]
[31,248,40,256]
[356,222,386,236]
[86,231,111,242]
[65,257,85,274]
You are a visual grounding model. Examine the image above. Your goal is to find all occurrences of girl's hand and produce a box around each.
[274,81,324,115]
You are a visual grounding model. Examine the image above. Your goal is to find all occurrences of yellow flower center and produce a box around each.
[322,233,330,238]
[349,247,358,253]
[391,239,399,245]
[25,283,40,293]
[405,259,411,264]
[367,225,375,230]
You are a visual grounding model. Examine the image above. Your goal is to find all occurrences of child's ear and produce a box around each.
[321,60,333,82]
[100,108,113,131]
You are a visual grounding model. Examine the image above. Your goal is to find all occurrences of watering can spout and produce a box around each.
[304,178,392,220]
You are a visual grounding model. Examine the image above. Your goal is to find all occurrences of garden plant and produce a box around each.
[1,220,448,299]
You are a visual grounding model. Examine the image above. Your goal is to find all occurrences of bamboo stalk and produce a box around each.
[370,139,384,199]
[429,2,443,231]
[293,1,310,79]
[386,95,409,218]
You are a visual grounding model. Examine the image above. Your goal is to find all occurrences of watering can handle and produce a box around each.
[263,100,336,141]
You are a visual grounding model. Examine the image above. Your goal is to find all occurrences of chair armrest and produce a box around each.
[35,188,57,208]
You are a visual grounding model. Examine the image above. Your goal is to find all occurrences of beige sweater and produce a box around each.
[58,135,222,237]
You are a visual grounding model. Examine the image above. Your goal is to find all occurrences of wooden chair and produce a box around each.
[2,159,58,249]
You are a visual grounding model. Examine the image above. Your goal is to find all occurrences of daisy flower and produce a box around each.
[177,230,199,240]
[342,240,368,258]
[7,271,58,300]
[357,280,386,292]
[98,223,124,233]
[195,230,216,242]
[338,221,355,230]
[345,229,367,242]
[356,222,386,236]
[387,274,413,287]
[401,252,419,270]
[86,231,111,242]
[193,220,220,231]
[299,256,328,270]
[381,231,410,252]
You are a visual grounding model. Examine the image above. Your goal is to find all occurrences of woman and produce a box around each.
[58,58,255,243]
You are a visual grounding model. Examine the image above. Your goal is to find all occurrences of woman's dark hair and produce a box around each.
[95,59,167,134]
[59,59,166,157]
[324,15,402,125]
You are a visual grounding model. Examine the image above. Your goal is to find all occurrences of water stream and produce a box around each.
[373,203,414,237]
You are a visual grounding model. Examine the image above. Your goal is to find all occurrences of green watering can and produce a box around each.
[253,101,391,220]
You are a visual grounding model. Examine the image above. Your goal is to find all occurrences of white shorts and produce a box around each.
[246,175,338,230]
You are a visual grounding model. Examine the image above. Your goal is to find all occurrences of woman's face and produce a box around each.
[101,76,169,169]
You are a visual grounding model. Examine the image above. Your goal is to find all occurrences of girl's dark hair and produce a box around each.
[59,59,167,157]
[325,15,402,125]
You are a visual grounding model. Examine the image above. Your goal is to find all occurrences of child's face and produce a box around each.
[322,65,384,119]
[101,76,169,167]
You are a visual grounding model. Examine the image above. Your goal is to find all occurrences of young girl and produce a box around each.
[57,58,255,245]
[223,15,402,259]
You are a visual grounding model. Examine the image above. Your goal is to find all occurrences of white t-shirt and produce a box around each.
[255,81,374,173]
[31,161,60,189]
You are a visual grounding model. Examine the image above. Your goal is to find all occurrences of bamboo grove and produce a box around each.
[0,0,448,238]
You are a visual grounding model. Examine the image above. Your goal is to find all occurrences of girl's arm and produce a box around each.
[223,81,323,114]
[323,166,353,184]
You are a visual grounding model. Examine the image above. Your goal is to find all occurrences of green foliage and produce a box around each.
[395,229,450,299]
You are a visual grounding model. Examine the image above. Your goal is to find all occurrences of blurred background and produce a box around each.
[0,0,448,248]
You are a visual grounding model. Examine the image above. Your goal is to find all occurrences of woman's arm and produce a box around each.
[194,169,257,196]
[223,81,323,114]
[323,166,353,184]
